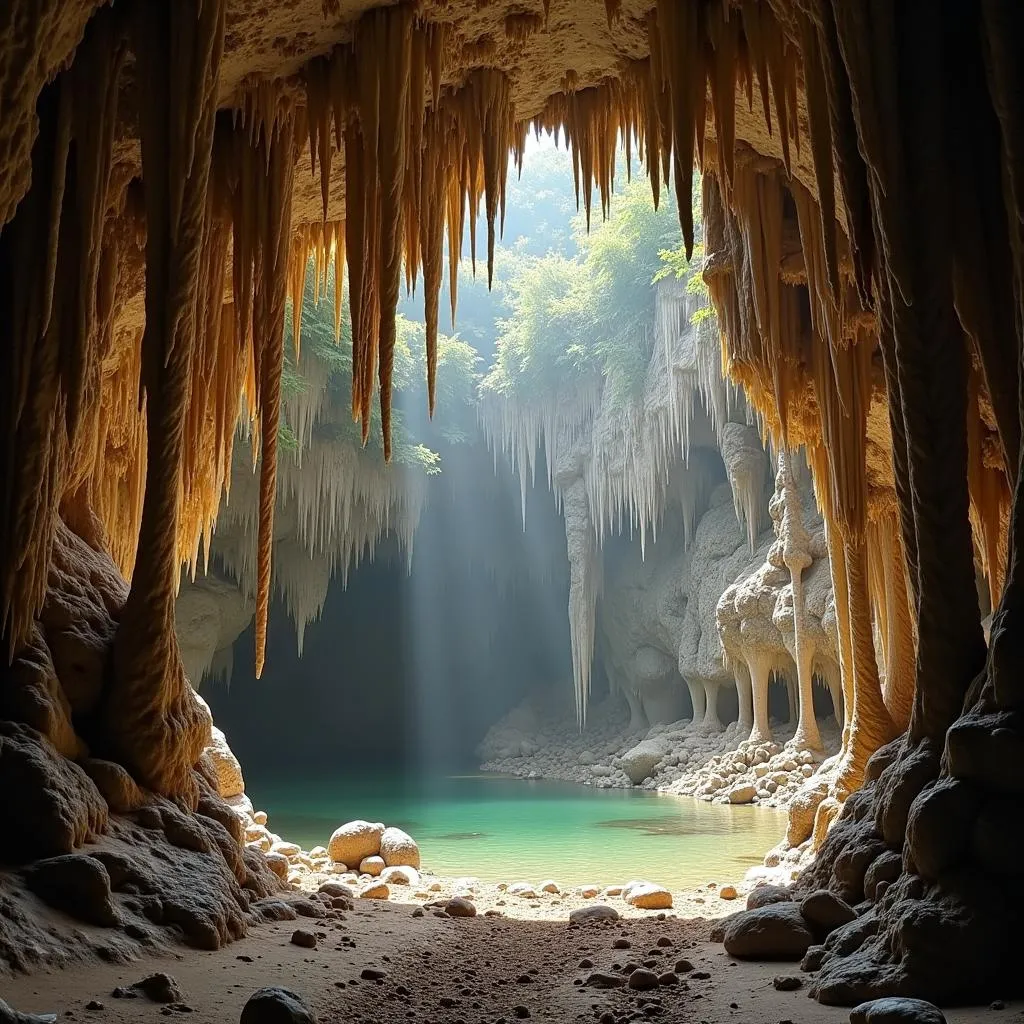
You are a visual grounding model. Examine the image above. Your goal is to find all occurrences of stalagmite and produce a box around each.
[732,661,753,734]
[775,452,821,751]
[747,653,773,744]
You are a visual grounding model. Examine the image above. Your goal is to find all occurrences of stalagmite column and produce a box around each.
[104,0,226,800]
[747,653,773,744]
[776,452,821,751]
[700,681,722,733]
[829,535,896,799]
[733,661,753,734]
[685,677,707,729]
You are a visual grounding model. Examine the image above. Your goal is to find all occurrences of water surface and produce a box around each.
[248,773,783,890]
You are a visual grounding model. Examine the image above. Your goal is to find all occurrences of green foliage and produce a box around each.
[280,265,479,475]
[484,172,704,410]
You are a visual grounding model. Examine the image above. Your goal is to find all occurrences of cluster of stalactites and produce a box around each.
[215,440,425,656]
[303,11,523,456]
[480,281,749,560]
[0,8,128,657]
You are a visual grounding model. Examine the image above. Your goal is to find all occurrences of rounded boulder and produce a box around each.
[379,826,420,869]
[622,880,673,910]
[240,987,317,1024]
[328,820,384,866]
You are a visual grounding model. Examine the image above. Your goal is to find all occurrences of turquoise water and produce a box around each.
[247,773,784,890]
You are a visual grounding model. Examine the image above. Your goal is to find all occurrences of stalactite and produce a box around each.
[866,510,916,733]
[503,12,544,41]
[226,103,297,680]
[0,7,126,658]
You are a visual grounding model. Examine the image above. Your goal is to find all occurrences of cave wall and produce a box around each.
[2,0,1023,1005]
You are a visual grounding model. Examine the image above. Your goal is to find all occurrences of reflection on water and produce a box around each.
[247,772,785,890]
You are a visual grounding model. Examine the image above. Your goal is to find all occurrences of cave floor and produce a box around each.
[4,899,1014,1024]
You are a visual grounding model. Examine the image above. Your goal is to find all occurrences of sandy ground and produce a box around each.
[3,880,1018,1024]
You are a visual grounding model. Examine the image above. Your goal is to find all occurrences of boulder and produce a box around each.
[850,998,947,1024]
[722,903,814,960]
[538,880,560,894]
[359,882,389,900]
[358,856,385,877]
[0,1000,57,1023]
[380,865,419,886]
[728,784,757,805]
[327,820,384,866]
[445,896,477,918]
[25,855,118,927]
[627,969,660,991]
[569,905,619,925]
[379,826,420,869]
[622,880,673,910]
[800,890,857,936]
[618,738,672,784]
[745,884,792,910]
[508,882,537,898]
[129,974,184,1004]
[240,987,317,1024]
[317,882,354,899]
[264,852,289,879]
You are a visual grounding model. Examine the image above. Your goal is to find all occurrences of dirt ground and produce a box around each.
[3,879,1018,1024]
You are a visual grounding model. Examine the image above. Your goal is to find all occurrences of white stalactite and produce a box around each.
[481,282,770,724]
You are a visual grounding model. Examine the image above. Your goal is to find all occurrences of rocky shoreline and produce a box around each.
[228,793,752,922]
[477,692,841,810]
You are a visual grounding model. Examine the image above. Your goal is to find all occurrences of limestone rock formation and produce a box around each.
[1,0,1022,1008]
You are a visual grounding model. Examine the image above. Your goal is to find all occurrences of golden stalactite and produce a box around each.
[535,74,650,230]
[503,11,544,41]
[0,5,126,658]
[288,220,347,358]
[967,366,1010,611]
[302,15,517,447]
[866,509,916,734]
[223,104,297,679]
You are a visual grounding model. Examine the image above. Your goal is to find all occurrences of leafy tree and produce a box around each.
[482,172,704,409]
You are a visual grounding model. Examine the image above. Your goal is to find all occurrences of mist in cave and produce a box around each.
[203,443,576,780]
